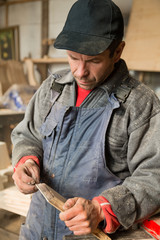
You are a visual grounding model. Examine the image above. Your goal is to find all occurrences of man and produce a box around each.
[12,0,160,239]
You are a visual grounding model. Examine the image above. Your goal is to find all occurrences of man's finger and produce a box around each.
[14,177,37,194]
[24,162,40,183]
[63,197,78,210]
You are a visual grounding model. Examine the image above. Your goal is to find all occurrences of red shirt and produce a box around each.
[76,85,92,107]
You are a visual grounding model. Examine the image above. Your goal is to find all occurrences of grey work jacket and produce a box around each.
[12,59,160,229]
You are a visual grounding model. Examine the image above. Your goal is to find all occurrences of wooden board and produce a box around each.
[0,142,10,170]
[63,236,97,240]
[122,0,160,72]
[63,228,154,240]
[0,186,31,217]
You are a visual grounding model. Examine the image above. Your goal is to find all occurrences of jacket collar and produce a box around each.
[99,59,129,95]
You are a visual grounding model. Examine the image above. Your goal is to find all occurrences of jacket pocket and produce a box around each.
[40,119,58,161]
[106,135,127,163]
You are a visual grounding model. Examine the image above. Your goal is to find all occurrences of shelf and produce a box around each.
[24,57,68,64]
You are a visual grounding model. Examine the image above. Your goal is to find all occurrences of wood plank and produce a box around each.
[122,0,160,71]
[64,237,153,240]
[41,0,49,57]
[0,60,10,94]
[0,186,31,216]
[0,142,10,170]
[63,236,97,240]
[63,228,154,240]
[24,59,38,86]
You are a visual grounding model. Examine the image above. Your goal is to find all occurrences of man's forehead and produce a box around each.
[67,49,110,59]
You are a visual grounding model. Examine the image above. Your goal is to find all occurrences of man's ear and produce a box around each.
[114,41,125,63]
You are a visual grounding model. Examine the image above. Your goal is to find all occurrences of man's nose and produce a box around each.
[76,62,89,78]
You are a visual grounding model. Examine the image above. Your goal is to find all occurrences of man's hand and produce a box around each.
[59,197,105,235]
[12,159,40,194]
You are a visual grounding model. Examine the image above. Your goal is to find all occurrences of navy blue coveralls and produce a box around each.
[20,86,122,240]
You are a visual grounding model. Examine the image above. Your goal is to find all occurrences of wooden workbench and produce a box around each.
[63,227,153,240]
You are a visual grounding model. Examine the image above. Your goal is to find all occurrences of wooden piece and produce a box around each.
[0,142,10,170]
[63,227,154,240]
[5,4,8,26]
[122,0,160,72]
[36,183,111,240]
[41,0,49,57]
[0,60,10,94]
[0,186,31,216]
[0,82,3,97]
[41,0,49,78]
[24,59,38,86]
[63,236,97,240]
[63,235,153,240]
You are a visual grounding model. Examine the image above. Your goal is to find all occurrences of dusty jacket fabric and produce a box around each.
[11,59,160,229]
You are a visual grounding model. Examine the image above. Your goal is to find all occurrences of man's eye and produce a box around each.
[70,56,78,60]
[92,60,100,64]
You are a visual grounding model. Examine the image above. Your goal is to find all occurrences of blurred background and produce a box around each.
[0,0,160,239]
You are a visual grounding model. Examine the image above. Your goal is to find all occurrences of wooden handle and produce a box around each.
[36,183,112,240]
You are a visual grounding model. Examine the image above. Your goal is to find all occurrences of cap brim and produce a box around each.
[54,31,113,56]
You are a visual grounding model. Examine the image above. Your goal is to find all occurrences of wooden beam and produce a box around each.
[41,0,49,57]
[24,59,38,86]
[5,4,8,26]
[41,0,49,79]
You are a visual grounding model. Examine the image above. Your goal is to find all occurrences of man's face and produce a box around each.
[67,49,117,90]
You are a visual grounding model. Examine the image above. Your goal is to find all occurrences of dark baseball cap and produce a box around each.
[54,0,124,56]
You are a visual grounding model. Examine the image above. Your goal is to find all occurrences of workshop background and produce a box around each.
[0,0,160,239]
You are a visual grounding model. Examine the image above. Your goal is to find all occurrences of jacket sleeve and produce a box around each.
[11,76,54,167]
[102,83,160,229]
